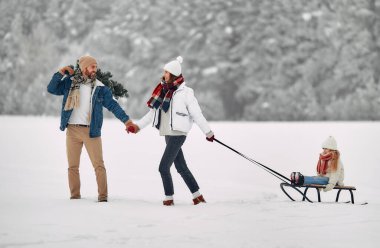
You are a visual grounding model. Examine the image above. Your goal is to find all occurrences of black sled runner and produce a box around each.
[280,183,367,204]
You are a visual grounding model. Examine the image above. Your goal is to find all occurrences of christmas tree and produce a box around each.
[68,62,129,99]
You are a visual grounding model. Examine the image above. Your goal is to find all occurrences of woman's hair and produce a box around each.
[328,150,340,172]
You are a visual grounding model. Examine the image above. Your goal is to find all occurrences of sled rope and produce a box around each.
[214,138,291,183]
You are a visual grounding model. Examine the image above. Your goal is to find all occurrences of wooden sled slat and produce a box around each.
[304,184,356,190]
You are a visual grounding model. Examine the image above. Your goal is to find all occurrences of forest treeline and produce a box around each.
[1,0,379,120]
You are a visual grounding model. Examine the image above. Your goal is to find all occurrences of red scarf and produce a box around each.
[147,76,184,112]
[316,153,333,175]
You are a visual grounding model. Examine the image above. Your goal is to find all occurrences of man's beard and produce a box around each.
[89,72,96,80]
[84,70,96,80]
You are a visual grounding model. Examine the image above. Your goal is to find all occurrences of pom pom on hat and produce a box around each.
[176,56,183,64]
[163,56,183,76]
[322,136,338,150]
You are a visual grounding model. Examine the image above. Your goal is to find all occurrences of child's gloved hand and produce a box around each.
[323,183,335,192]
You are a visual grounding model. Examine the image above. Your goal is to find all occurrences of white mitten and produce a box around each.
[323,183,335,192]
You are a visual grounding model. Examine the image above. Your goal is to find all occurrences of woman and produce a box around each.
[290,136,344,192]
[128,56,215,206]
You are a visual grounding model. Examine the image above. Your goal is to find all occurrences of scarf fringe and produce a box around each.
[64,90,80,111]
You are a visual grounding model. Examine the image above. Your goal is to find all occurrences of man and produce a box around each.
[47,55,137,202]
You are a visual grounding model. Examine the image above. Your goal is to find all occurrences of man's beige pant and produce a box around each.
[66,125,107,201]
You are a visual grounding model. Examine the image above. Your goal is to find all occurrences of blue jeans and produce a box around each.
[303,176,329,185]
[159,136,200,196]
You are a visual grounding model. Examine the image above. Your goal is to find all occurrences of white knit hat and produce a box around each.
[322,136,338,150]
[163,56,183,76]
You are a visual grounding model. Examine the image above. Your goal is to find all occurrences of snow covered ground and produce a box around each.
[0,116,379,248]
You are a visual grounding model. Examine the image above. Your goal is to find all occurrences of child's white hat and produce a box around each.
[322,136,337,150]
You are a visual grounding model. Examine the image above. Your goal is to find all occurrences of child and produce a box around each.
[290,136,344,192]
[128,56,214,205]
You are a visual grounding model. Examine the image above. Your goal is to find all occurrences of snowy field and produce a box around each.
[0,116,379,248]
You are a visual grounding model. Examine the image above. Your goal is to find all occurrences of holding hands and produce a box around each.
[125,120,140,134]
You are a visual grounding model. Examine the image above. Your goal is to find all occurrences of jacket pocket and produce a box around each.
[172,112,192,132]
[94,97,103,111]
[96,97,104,103]
[176,111,188,117]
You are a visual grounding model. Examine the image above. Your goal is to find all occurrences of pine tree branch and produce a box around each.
[68,62,129,99]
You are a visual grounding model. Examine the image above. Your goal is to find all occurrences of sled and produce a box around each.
[280,182,357,204]
[212,138,366,205]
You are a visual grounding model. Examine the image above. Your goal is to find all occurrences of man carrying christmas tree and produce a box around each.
[47,55,137,202]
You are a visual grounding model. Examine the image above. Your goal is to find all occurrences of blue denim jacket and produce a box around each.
[47,72,129,138]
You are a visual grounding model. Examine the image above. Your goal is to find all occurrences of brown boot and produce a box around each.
[193,195,206,205]
[163,200,174,206]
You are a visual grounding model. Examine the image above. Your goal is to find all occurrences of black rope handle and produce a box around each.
[213,138,291,183]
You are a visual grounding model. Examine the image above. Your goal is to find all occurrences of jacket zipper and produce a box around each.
[152,110,157,127]
[90,85,97,127]
[170,91,176,130]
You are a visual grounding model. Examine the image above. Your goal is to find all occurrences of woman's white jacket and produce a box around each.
[135,82,211,135]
